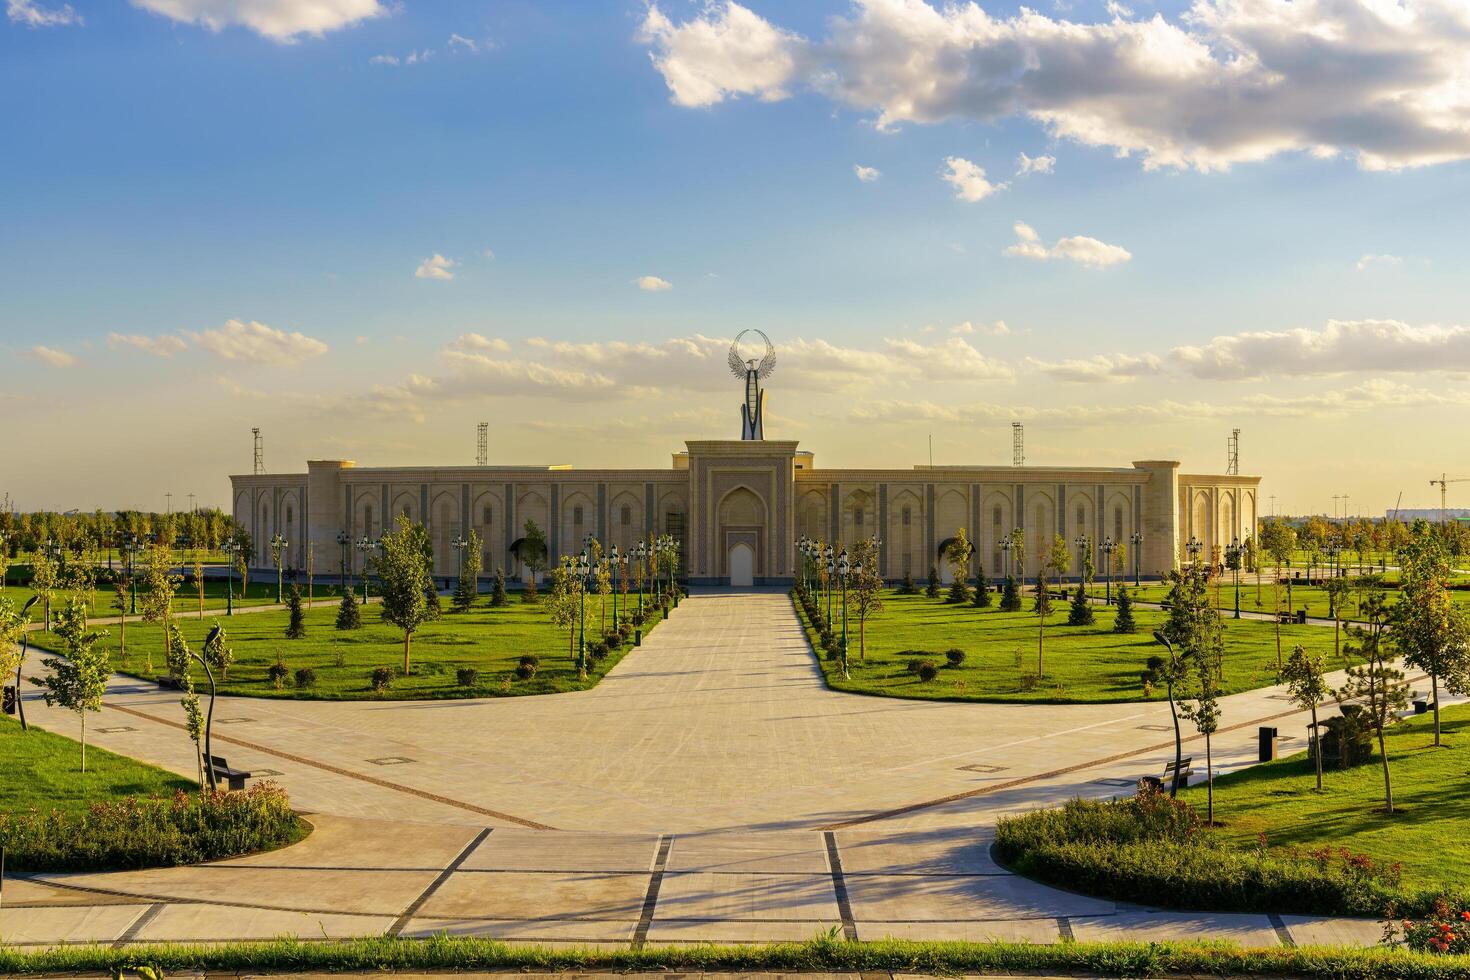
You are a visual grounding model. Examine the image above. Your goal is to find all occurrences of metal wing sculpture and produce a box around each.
[729,330,776,440]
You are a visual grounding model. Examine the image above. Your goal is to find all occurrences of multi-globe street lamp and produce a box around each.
[836,548,851,674]
[1073,534,1089,590]
[452,533,470,597]
[121,532,142,615]
[630,540,647,644]
[221,537,238,616]
[1131,530,1143,587]
[1225,536,1242,619]
[823,543,835,623]
[1101,536,1116,604]
[355,536,376,603]
[335,531,352,595]
[609,544,622,628]
[1185,536,1203,567]
[269,532,288,603]
[575,549,592,676]
[999,536,1012,590]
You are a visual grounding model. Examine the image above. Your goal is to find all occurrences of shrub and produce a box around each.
[897,571,918,595]
[514,662,537,680]
[285,583,306,639]
[945,648,966,667]
[518,654,540,669]
[819,629,835,648]
[1401,900,1470,954]
[994,795,1440,918]
[335,588,361,630]
[0,784,302,872]
[925,565,942,598]
[945,578,971,604]
[1000,575,1022,611]
[1113,584,1137,633]
[917,661,939,682]
[1068,584,1096,626]
[631,612,645,627]
[266,655,290,690]
[456,667,480,687]
[972,574,993,607]
[370,666,395,692]
[605,633,623,650]
[293,667,317,689]
[589,640,609,660]
[490,568,508,606]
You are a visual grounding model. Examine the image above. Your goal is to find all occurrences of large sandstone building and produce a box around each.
[230,442,1260,587]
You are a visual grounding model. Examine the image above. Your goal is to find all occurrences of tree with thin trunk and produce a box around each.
[1393,524,1470,747]
[1172,565,1224,823]
[520,520,547,602]
[139,542,182,676]
[944,529,973,604]
[193,546,206,620]
[1339,587,1409,814]
[377,515,433,675]
[547,561,580,663]
[1280,644,1330,791]
[1033,534,1071,676]
[0,595,36,730]
[452,529,483,613]
[849,536,884,665]
[111,571,128,664]
[31,595,110,773]
[31,549,58,631]
[1259,519,1297,668]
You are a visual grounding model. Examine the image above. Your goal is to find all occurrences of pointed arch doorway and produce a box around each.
[728,542,755,587]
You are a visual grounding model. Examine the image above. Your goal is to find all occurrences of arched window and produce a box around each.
[620,505,631,526]
[1076,505,1084,531]
[573,505,584,525]
[1114,506,1124,542]
[364,504,374,537]
[854,507,865,528]
[902,507,912,526]
[286,506,294,526]
[482,505,492,525]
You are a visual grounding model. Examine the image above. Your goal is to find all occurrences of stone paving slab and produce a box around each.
[836,828,1001,875]
[666,833,831,874]
[226,815,483,871]
[859,918,1063,943]
[1069,910,1280,946]
[0,903,149,945]
[642,918,844,944]
[462,830,660,872]
[655,872,840,921]
[844,874,1112,921]
[415,871,651,920]
[397,917,637,943]
[132,904,394,942]
[1281,914,1389,947]
[0,877,140,907]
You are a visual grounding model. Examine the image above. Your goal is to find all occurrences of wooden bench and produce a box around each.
[208,755,253,792]
[155,675,184,690]
[1140,756,1194,794]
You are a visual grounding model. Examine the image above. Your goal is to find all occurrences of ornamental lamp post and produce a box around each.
[355,536,375,603]
[630,540,647,644]
[1101,536,1116,604]
[452,534,470,596]
[576,549,591,676]
[1226,536,1242,619]
[823,543,835,623]
[221,538,237,616]
[609,544,621,628]
[1000,536,1011,588]
[837,549,851,678]
[123,533,142,615]
[1131,530,1143,587]
[1073,534,1088,589]
[269,532,288,603]
[1186,536,1203,568]
[336,531,352,593]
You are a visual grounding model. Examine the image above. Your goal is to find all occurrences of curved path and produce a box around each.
[5,591,1420,949]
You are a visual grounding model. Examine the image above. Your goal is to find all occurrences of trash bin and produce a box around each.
[2,685,15,715]
[1414,699,1429,714]
[1258,725,1279,762]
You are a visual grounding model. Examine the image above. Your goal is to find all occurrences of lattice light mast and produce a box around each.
[252,427,265,474]
[728,329,776,440]
[1227,428,1240,476]
[1012,422,1024,467]
[477,422,488,466]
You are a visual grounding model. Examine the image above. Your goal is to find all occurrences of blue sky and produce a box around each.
[3,0,1469,516]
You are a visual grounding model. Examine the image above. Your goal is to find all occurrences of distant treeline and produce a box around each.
[0,508,245,558]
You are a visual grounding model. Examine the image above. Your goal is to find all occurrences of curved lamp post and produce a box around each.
[1151,629,1186,798]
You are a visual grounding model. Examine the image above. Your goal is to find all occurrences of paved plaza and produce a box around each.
[5,591,1420,949]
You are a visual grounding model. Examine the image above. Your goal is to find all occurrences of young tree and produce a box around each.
[0,595,37,730]
[925,564,942,598]
[307,543,316,607]
[520,520,548,601]
[944,529,973,604]
[547,561,581,664]
[192,546,206,620]
[110,571,128,663]
[452,529,483,613]
[490,567,508,607]
[336,585,362,630]
[166,622,208,787]
[1280,644,1330,792]
[1259,519,1298,668]
[1340,588,1410,814]
[32,596,110,772]
[1080,539,1096,596]
[1393,527,1470,747]
[1170,566,1225,823]
[139,542,182,676]
[30,549,58,631]
[1112,584,1137,633]
[204,621,234,682]
[849,537,884,665]
[377,515,433,675]
[285,582,306,639]
[1067,583,1095,625]
[1000,573,1022,612]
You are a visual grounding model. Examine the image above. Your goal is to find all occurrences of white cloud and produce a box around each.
[1171,318,1470,380]
[372,48,431,66]
[1005,221,1131,267]
[634,275,673,291]
[853,163,882,182]
[369,54,399,65]
[448,333,511,353]
[950,319,1010,336]
[7,0,81,26]
[188,319,328,366]
[1027,352,1163,382]
[1016,152,1055,176]
[481,248,496,260]
[108,332,187,357]
[447,33,483,53]
[129,0,384,41]
[1356,253,1404,271]
[638,0,1470,172]
[638,2,804,107]
[941,156,1006,202]
[415,253,457,280]
[27,345,77,368]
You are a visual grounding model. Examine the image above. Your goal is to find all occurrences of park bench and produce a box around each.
[207,755,253,792]
[1139,757,1193,794]
[155,674,183,690]
[1275,610,1307,625]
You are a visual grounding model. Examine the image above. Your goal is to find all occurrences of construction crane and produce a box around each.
[1430,473,1470,524]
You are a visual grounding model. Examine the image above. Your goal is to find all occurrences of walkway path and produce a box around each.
[5,591,1431,949]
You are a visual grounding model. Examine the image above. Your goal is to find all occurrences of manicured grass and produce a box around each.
[793,588,1351,703]
[1131,579,1470,623]
[0,715,195,817]
[1,577,344,616]
[1180,703,1470,894]
[3,935,1468,978]
[29,596,666,701]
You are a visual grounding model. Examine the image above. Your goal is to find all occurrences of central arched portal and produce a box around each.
[728,542,755,587]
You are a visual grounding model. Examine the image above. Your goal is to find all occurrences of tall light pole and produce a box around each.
[1101,536,1115,604]
[221,537,237,616]
[630,540,647,644]
[122,533,141,615]
[1226,537,1242,619]
[336,531,352,594]
[452,534,470,598]
[1073,534,1088,590]
[576,549,590,676]
[823,543,835,623]
[837,549,851,677]
[270,533,288,603]
[356,536,375,603]
[1131,530,1143,587]
[1186,536,1203,568]
[1000,536,1011,598]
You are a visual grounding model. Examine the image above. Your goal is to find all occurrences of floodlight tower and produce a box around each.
[252,427,265,474]
[477,422,489,466]
[1227,428,1240,475]
[1012,422,1024,467]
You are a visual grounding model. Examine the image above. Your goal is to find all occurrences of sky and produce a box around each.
[3,0,1469,518]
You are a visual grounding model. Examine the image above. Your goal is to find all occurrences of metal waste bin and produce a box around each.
[2,685,15,715]
[1258,725,1279,762]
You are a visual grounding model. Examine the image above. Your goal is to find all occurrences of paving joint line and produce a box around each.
[824,831,859,942]
[388,826,492,936]
[632,834,673,949]
[112,902,165,946]
[98,702,556,830]
[1057,916,1076,941]
[1269,911,1297,947]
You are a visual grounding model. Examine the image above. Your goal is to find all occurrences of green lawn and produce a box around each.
[793,588,1350,703]
[1,577,346,617]
[28,594,666,701]
[1181,703,1470,894]
[1130,579,1470,623]
[0,715,196,817]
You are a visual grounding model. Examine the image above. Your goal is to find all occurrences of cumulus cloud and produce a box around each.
[853,163,882,181]
[129,0,384,41]
[941,156,1006,202]
[371,48,431,66]
[1027,352,1163,382]
[1016,152,1055,176]
[7,0,81,27]
[638,1,804,107]
[951,319,1010,336]
[1005,221,1132,267]
[188,319,328,366]
[1171,318,1470,380]
[108,332,188,357]
[27,345,77,368]
[639,0,1470,171]
[1356,253,1404,271]
[635,275,673,291]
[415,253,457,280]
[447,33,482,52]
[448,332,511,353]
